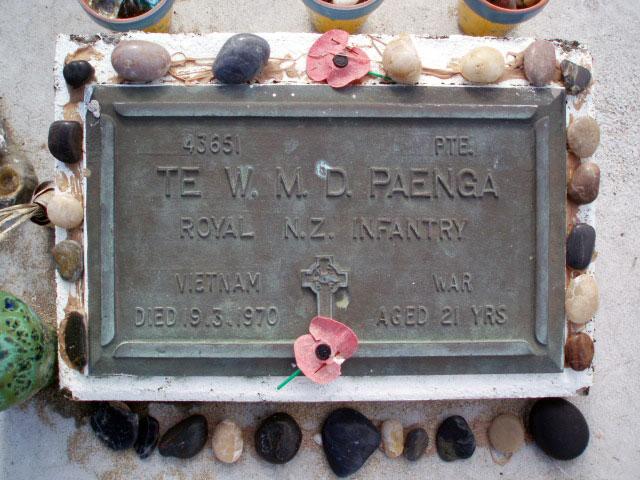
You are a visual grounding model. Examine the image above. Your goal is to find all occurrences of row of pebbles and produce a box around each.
[90,399,589,476]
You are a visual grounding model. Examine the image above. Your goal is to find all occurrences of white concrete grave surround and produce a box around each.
[54,32,595,401]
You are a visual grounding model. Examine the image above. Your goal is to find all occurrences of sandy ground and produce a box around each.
[0,0,639,479]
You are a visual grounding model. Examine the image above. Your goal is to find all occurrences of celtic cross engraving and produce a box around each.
[301,255,349,318]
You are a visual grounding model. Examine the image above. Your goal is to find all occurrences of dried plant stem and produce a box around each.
[0,203,39,242]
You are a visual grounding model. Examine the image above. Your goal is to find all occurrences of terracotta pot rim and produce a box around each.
[309,0,381,11]
[476,0,550,14]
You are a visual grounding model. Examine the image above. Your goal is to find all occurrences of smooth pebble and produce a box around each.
[436,415,476,462]
[90,402,139,451]
[213,33,270,84]
[404,428,429,461]
[523,40,556,87]
[254,412,301,464]
[63,60,95,89]
[460,47,504,83]
[212,419,243,464]
[52,240,84,282]
[529,398,589,460]
[381,419,404,458]
[135,415,160,459]
[567,223,596,271]
[47,193,84,229]
[565,332,594,371]
[488,413,525,453]
[48,120,83,164]
[62,311,87,370]
[158,414,208,459]
[567,116,600,158]
[561,59,592,95]
[382,34,422,84]
[111,40,171,82]
[568,161,600,204]
[322,408,381,478]
[566,274,599,324]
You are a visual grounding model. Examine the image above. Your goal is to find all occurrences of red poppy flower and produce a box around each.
[306,29,371,88]
[293,316,359,384]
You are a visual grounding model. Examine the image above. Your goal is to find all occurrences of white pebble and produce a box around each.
[381,419,404,458]
[566,274,599,324]
[47,193,83,230]
[460,47,505,83]
[212,419,243,464]
[382,34,422,84]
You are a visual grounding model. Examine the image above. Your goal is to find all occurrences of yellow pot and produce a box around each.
[458,0,550,37]
[301,0,385,34]
[77,0,174,33]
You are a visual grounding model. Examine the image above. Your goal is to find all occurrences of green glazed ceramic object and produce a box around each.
[0,291,57,411]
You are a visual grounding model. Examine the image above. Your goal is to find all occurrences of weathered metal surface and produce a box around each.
[85,84,566,377]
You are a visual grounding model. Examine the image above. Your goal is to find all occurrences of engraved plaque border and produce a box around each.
[86,85,566,377]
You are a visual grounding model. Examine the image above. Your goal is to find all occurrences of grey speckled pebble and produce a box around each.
[111,40,171,82]
[52,240,84,282]
[213,33,270,84]
[524,40,556,87]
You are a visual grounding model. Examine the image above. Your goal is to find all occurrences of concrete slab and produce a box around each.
[54,31,593,401]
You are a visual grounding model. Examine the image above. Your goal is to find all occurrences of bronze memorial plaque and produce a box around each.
[86,85,566,377]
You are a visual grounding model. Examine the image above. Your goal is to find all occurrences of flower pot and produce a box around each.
[301,0,384,34]
[458,0,550,37]
[77,0,175,32]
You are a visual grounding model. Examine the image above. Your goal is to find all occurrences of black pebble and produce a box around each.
[529,398,589,460]
[567,223,596,270]
[158,414,208,459]
[404,427,429,461]
[63,60,95,89]
[322,408,381,478]
[90,402,139,451]
[135,415,160,459]
[48,120,83,164]
[63,311,87,370]
[213,33,270,84]
[436,415,476,462]
[561,60,592,95]
[254,412,301,464]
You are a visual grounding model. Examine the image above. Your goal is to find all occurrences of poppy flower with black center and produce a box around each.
[293,316,359,384]
[306,29,371,88]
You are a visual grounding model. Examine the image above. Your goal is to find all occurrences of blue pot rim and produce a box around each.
[463,0,548,25]
[301,0,384,20]
[79,0,175,32]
